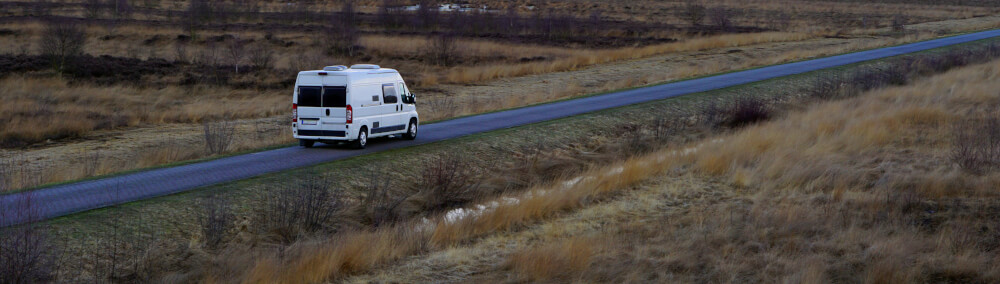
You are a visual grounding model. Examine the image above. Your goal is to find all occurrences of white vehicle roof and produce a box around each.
[297,65,400,82]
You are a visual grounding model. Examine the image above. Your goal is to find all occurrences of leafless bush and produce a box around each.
[110,0,132,20]
[257,176,344,243]
[723,96,771,128]
[413,154,482,211]
[199,195,233,249]
[360,170,409,227]
[173,41,188,63]
[680,0,706,27]
[185,0,211,38]
[708,6,733,32]
[203,120,236,155]
[952,114,1000,174]
[247,42,274,70]
[892,13,907,33]
[85,0,103,19]
[0,193,56,284]
[427,32,458,66]
[416,0,438,28]
[39,20,86,72]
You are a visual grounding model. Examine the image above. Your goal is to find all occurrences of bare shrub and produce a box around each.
[413,154,482,211]
[892,13,907,33]
[39,20,86,72]
[427,32,458,66]
[257,176,344,243]
[722,96,772,128]
[199,195,233,249]
[203,120,236,155]
[708,6,733,32]
[110,0,132,20]
[84,0,103,19]
[680,0,706,27]
[247,42,274,70]
[173,41,188,63]
[328,1,360,56]
[360,170,409,227]
[951,113,1000,174]
[185,0,211,38]
[0,193,56,284]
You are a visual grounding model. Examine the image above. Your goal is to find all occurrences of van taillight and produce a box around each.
[292,103,298,123]
[346,105,353,124]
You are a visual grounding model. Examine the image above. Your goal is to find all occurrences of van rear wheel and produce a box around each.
[299,139,315,148]
[354,127,368,149]
[404,119,418,140]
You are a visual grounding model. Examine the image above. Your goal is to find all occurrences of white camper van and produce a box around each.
[292,64,418,149]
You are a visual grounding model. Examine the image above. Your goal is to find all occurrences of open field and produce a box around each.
[4,13,1000,192]
[5,36,997,282]
[346,48,1000,284]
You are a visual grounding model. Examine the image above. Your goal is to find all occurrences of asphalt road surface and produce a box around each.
[3,29,1000,226]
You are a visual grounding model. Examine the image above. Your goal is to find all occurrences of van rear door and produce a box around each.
[296,86,324,130]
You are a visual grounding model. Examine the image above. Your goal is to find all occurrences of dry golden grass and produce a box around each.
[0,76,286,146]
[504,237,597,282]
[441,32,812,85]
[342,55,1000,284]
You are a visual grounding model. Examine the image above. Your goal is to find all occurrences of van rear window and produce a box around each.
[323,86,347,108]
[298,86,322,107]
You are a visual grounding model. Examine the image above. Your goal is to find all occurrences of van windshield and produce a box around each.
[323,86,347,108]
[298,86,322,107]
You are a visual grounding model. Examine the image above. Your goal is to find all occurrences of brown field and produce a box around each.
[1,0,997,191]
[6,37,994,283]
[340,51,1000,284]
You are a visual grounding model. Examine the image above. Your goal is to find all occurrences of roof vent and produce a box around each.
[350,64,381,70]
[323,65,348,71]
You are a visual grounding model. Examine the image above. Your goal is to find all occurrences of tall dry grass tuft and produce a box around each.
[505,238,597,282]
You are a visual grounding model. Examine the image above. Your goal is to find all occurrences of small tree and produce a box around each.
[39,20,86,73]
[225,36,246,74]
[327,1,360,56]
[681,0,706,27]
[416,0,438,29]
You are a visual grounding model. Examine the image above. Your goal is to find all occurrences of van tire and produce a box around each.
[300,139,315,148]
[404,119,418,140]
[354,127,368,149]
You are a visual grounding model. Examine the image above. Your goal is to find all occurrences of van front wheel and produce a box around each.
[404,119,418,140]
[299,139,315,148]
[354,127,368,149]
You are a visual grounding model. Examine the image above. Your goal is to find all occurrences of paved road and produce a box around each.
[3,29,1000,226]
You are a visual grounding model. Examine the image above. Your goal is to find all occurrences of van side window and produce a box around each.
[322,86,347,107]
[298,86,322,107]
[382,84,398,104]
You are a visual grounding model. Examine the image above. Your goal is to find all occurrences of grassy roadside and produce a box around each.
[9,28,999,195]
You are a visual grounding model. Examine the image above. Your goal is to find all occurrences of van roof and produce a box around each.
[297,68,399,77]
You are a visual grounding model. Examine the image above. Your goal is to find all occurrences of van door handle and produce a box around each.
[325,109,330,116]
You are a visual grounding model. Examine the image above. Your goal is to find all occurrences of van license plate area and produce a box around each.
[301,119,318,125]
